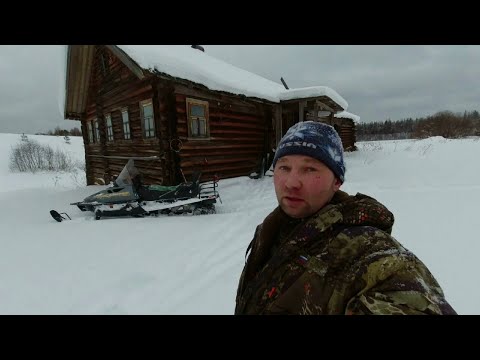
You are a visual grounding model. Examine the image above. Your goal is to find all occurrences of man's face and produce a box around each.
[273,155,341,218]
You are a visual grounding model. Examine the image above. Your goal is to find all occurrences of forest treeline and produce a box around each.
[35,126,82,136]
[357,110,480,141]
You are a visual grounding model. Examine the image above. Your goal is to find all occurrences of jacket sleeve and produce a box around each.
[344,251,457,315]
[235,225,262,314]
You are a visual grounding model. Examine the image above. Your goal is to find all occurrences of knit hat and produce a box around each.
[272,121,346,183]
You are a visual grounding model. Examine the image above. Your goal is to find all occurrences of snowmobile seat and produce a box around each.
[132,173,176,201]
[137,185,177,201]
[135,171,202,201]
[171,171,201,199]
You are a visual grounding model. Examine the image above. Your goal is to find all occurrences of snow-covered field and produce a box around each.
[0,133,478,314]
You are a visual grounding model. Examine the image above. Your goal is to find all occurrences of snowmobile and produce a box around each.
[64,159,220,221]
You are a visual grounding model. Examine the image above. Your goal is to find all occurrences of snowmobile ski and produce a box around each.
[50,210,71,222]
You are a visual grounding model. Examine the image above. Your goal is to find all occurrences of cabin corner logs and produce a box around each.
[69,45,356,186]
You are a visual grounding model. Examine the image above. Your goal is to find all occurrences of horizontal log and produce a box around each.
[179,136,264,143]
[182,163,257,177]
[174,84,266,109]
[88,155,160,160]
[176,118,266,133]
[181,143,262,151]
[210,129,264,137]
[174,124,263,138]
[102,85,153,110]
[175,102,260,118]
[180,156,257,167]
[180,150,261,158]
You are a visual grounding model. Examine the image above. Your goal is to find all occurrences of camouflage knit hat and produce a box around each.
[272,121,346,183]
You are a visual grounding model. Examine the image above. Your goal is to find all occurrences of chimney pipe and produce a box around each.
[191,45,205,52]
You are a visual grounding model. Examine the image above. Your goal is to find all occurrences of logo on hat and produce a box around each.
[278,141,317,149]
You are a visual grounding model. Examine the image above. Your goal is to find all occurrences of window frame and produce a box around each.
[105,113,114,142]
[87,121,94,144]
[140,99,156,139]
[186,98,210,140]
[93,118,100,143]
[121,107,131,140]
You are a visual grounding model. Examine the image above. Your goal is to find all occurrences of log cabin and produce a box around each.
[334,111,359,151]
[304,110,358,152]
[64,45,351,185]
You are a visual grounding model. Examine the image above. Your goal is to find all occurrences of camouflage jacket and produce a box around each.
[235,191,457,315]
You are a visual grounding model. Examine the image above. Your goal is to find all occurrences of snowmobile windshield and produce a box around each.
[114,159,140,187]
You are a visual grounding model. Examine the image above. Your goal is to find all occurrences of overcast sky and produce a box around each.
[1,45,479,134]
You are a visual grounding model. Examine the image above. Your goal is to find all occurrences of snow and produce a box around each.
[277,86,348,110]
[335,111,360,123]
[117,45,348,109]
[0,133,478,314]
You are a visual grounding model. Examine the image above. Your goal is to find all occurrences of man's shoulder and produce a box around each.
[338,225,391,239]
[334,225,408,257]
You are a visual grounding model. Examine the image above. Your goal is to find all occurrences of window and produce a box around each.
[87,121,94,143]
[186,98,209,139]
[140,100,155,138]
[94,118,100,143]
[121,108,131,140]
[105,114,114,141]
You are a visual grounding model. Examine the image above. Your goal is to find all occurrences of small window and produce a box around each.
[93,119,100,143]
[140,100,155,138]
[105,114,114,142]
[121,108,131,140]
[186,98,209,139]
[87,121,94,143]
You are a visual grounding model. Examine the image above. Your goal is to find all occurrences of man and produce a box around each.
[235,121,456,315]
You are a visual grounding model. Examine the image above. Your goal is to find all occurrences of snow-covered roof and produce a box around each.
[334,111,360,123]
[117,45,348,109]
[278,86,348,110]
